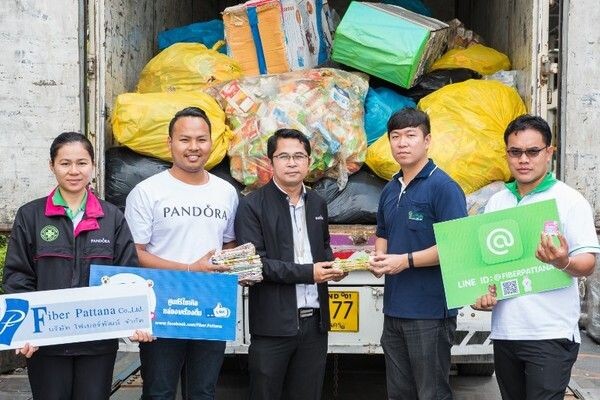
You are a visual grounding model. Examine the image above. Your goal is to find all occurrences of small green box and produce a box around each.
[332,1,449,88]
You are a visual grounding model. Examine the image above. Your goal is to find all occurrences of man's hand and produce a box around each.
[16,343,38,358]
[313,262,344,283]
[473,284,497,311]
[369,254,409,276]
[129,330,154,343]
[331,272,348,282]
[536,233,570,270]
[189,249,231,273]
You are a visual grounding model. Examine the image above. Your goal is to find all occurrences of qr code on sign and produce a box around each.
[501,279,520,297]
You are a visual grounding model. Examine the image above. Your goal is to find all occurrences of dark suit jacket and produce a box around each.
[234,180,334,336]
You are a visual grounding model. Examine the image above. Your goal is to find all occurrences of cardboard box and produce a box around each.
[223,0,290,76]
[223,0,333,76]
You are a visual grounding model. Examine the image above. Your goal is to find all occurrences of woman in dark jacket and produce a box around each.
[3,132,150,400]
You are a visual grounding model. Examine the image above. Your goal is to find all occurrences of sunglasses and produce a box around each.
[506,146,548,158]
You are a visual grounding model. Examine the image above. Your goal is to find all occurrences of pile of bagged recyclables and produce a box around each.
[108,0,525,226]
[206,68,368,190]
[105,147,243,213]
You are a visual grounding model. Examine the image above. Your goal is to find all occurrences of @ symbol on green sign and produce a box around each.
[478,220,523,265]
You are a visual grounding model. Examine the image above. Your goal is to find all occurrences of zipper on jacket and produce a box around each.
[72,221,79,287]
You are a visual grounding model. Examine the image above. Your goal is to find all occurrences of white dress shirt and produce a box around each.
[273,180,320,309]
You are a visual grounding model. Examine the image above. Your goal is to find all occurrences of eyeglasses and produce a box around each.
[272,153,309,163]
[506,146,548,158]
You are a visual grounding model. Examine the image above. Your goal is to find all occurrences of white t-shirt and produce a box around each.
[485,180,600,342]
[125,170,239,263]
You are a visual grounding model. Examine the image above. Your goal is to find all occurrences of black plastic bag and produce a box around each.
[105,147,170,211]
[312,168,386,224]
[404,68,482,102]
[105,147,244,211]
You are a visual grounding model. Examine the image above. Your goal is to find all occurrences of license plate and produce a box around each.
[328,291,359,332]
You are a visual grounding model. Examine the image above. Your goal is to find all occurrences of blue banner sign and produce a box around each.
[0,285,151,350]
[90,265,238,341]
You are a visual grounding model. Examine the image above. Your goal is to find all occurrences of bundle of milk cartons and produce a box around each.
[211,243,264,284]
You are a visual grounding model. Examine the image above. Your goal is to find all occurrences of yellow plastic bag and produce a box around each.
[366,80,526,194]
[136,42,243,93]
[111,92,233,170]
[365,134,399,181]
[430,44,510,76]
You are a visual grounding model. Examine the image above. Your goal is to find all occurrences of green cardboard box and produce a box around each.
[434,199,573,309]
[332,1,449,88]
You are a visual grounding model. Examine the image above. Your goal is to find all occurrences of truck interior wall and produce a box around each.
[422,0,456,21]
[464,0,537,113]
[194,1,251,21]
[429,0,537,112]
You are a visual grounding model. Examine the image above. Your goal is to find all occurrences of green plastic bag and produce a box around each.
[332,1,448,88]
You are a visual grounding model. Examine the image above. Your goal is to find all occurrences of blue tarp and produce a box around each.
[158,19,225,52]
[381,0,432,16]
[364,87,416,145]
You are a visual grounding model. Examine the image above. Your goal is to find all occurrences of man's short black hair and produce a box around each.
[267,129,311,160]
[387,108,431,136]
[504,114,552,146]
[168,107,212,137]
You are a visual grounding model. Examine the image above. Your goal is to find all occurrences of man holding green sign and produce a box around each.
[434,198,570,308]
[474,115,599,400]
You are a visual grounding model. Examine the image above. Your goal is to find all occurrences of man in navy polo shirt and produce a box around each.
[370,108,466,400]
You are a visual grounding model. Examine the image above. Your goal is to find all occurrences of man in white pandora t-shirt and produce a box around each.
[475,115,599,400]
[125,107,238,400]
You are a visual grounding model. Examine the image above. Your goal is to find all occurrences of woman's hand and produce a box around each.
[129,330,155,343]
[16,343,38,358]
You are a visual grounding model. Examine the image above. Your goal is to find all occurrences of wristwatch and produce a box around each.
[408,252,415,269]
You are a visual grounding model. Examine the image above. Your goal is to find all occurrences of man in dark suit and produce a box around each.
[235,128,345,400]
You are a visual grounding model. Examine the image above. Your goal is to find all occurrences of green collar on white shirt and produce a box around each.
[505,172,557,202]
